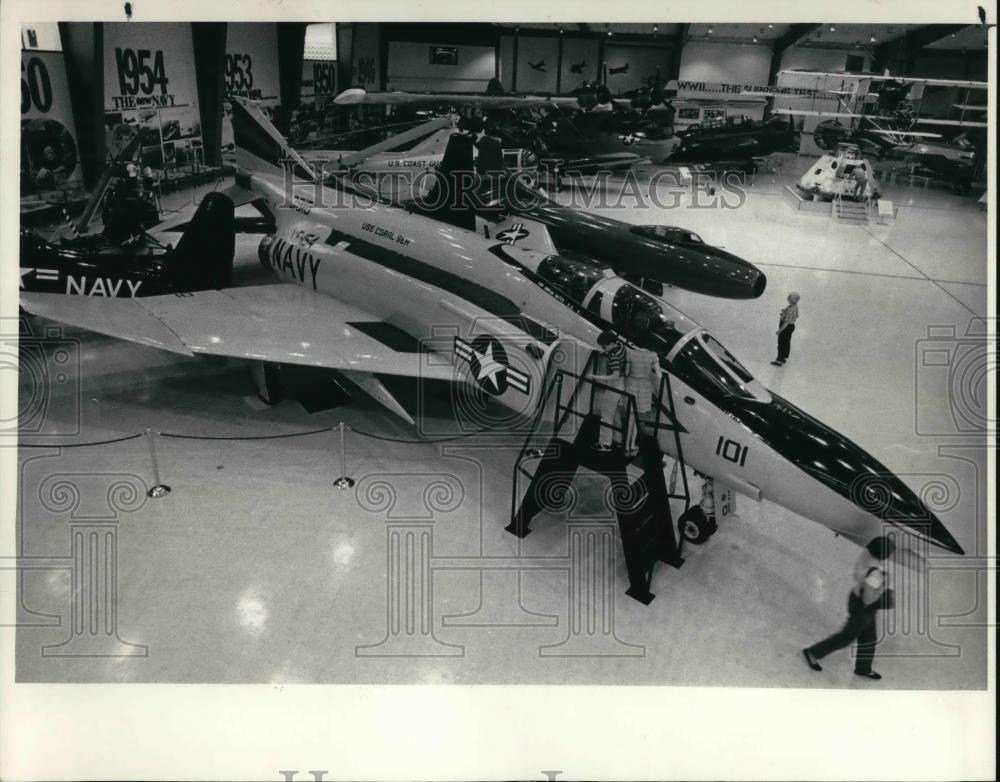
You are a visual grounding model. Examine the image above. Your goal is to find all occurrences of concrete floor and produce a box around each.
[13,161,990,687]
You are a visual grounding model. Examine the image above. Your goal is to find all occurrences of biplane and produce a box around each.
[773,70,986,188]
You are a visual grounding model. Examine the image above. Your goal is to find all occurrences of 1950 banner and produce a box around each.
[21,48,83,194]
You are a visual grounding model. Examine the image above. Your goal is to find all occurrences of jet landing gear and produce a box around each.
[249,360,354,412]
[678,505,718,544]
[678,475,719,545]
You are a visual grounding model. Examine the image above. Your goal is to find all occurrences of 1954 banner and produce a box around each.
[102,22,203,171]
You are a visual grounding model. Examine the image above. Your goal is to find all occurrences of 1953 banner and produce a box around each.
[21,49,83,194]
[221,22,282,149]
[102,22,203,171]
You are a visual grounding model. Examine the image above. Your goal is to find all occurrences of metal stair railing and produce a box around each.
[650,371,692,510]
[510,359,693,519]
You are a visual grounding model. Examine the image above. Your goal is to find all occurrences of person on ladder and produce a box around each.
[593,331,627,452]
[624,312,662,457]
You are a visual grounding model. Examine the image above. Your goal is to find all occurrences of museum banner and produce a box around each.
[21,48,83,196]
[102,22,204,173]
[221,22,282,149]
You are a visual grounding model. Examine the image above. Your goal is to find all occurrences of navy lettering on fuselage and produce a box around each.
[266,237,321,289]
[66,275,143,297]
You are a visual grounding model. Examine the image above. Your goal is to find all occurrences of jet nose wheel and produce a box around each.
[678,506,717,545]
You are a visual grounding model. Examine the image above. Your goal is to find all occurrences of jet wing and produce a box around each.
[219,184,263,208]
[335,87,579,110]
[777,70,987,89]
[20,285,459,382]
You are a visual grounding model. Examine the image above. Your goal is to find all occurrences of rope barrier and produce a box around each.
[18,433,145,449]
[346,425,493,444]
[17,423,495,448]
[158,425,336,441]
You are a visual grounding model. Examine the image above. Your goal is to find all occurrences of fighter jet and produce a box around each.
[396,133,767,300]
[665,114,799,165]
[334,81,673,173]
[20,97,965,559]
[19,192,235,298]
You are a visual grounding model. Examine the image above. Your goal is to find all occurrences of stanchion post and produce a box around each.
[333,422,355,490]
[145,428,171,498]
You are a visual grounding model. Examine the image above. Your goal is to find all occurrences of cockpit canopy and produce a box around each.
[537,252,608,303]
[535,252,768,401]
[672,331,769,402]
[629,225,705,245]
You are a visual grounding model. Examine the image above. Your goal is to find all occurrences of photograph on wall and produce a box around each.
[102,22,204,175]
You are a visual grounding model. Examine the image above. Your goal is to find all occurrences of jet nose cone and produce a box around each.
[753,394,965,555]
[701,246,767,299]
[850,471,965,555]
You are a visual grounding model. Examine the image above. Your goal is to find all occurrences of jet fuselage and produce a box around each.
[246,165,962,557]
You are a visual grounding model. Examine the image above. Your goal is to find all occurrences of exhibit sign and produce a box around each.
[351,24,381,89]
[103,22,203,172]
[222,22,282,149]
[300,59,338,105]
[21,47,83,195]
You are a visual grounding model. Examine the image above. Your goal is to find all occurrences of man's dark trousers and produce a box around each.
[807,592,879,674]
[777,323,795,362]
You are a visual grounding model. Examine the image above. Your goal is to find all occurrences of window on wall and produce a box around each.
[303,23,336,61]
[21,23,62,51]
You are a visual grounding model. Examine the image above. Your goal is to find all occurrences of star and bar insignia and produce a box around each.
[454,335,531,396]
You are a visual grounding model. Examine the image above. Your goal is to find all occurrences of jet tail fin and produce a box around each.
[169,191,236,291]
[229,96,317,182]
[419,133,479,231]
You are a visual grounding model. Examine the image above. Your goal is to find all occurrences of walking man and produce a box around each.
[772,292,800,366]
[803,536,896,680]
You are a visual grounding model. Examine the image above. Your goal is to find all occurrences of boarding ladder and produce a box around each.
[507,357,691,604]
[833,192,871,224]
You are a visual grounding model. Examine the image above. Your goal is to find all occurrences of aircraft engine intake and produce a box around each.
[258,234,278,268]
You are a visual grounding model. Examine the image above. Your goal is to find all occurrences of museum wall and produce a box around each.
[911,50,988,80]
[779,45,872,73]
[603,41,672,95]
[385,41,495,91]
[558,36,601,89]
[677,41,771,84]
[496,33,679,95]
